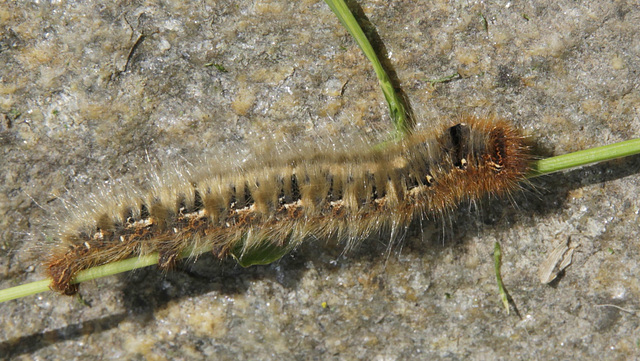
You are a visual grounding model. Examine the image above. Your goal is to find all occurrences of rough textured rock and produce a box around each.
[1,1,639,360]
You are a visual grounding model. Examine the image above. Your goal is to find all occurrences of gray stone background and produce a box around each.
[1,0,639,360]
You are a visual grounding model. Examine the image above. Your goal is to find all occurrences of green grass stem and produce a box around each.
[1,138,638,303]
[0,280,51,303]
[0,246,213,303]
[494,242,510,314]
[530,138,640,177]
[323,0,410,137]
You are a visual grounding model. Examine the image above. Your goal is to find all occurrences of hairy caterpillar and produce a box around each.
[45,117,529,295]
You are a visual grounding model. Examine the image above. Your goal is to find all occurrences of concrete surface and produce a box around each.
[1,0,639,360]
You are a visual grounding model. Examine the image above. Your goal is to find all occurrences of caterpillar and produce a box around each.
[46,117,530,295]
